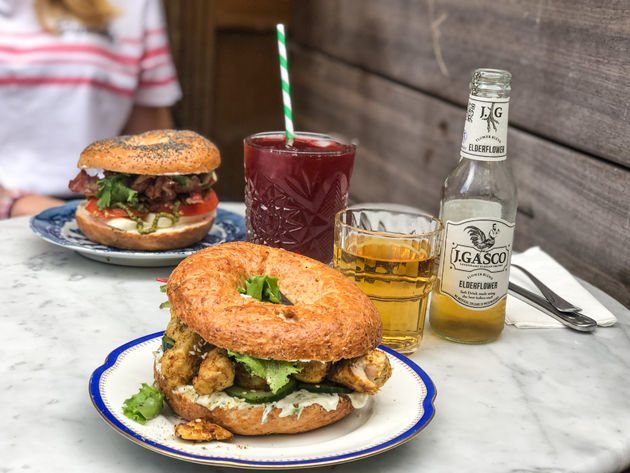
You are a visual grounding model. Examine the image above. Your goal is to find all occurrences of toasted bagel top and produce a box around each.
[167,242,382,361]
[78,129,220,175]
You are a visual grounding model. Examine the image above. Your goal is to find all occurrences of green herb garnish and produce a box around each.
[227,351,302,393]
[95,174,138,210]
[238,275,281,303]
[122,382,164,424]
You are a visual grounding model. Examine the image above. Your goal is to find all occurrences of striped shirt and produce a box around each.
[0,0,182,197]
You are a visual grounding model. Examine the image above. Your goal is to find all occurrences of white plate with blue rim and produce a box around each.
[89,332,436,469]
[29,200,246,267]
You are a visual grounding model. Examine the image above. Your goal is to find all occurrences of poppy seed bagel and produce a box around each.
[78,129,220,175]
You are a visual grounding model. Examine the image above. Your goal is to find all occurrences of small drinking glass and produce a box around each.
[334,207,443,354]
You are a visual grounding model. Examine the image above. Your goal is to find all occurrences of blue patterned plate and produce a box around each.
[89,332,436,469]
[29,200,246,267]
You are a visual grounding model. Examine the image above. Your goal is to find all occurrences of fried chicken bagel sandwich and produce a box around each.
[68,129,220,251]
[155,241,392,436]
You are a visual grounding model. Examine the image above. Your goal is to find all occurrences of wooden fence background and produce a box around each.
[290,0,630,307]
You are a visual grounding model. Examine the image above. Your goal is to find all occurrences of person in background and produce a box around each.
[0,0,182,218]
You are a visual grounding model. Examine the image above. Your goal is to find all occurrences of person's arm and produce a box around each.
[9,194,65,217]
[122,105,174,135]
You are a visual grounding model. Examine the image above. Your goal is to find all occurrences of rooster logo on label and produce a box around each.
[465,224,499,252]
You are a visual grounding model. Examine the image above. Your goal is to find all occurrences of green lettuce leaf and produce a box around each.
[122,382,164,424]
[95,174,138,210]
[227,350,301,393]
[238,275,280,303]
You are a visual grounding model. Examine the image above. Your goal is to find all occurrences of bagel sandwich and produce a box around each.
[156,241,392,436]
[68,129,220,251]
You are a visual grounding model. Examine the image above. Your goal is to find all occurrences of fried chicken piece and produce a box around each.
[327,350,392,395]
[235,364,269,390]
[174,419,233,442]
[192,348,235,395]
[161,317,207,388]
[294,361,330,383]
[164,313,188,341]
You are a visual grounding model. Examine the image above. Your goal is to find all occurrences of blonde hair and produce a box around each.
[35,0,119,33]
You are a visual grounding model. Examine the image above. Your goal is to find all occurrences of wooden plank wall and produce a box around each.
[290,0,630,307]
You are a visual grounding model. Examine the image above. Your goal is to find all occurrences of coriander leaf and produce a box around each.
[122,382,164,424]
[95,174,138,210]
[227,351,302,393]
[238,276,280,303]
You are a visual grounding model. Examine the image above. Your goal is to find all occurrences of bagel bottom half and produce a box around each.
[154,369,355,436]
[75,202,215,251]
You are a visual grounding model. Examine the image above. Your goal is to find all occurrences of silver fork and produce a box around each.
[511,263,582,313]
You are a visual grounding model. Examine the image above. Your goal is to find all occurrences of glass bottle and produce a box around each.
[429,68,517,343]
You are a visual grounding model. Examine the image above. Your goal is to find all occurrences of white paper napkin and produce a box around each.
[506,247,617,328]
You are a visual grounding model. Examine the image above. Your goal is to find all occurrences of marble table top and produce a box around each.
[2,203,629,473]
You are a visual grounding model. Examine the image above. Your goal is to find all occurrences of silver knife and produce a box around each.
[508,282,597,332]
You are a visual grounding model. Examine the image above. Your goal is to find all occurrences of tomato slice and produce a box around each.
[179,191,219,217]
[84,191,219,219]
[85,198,144,218]
[179,191,219,216]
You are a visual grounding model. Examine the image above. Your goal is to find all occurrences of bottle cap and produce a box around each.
[470,68,511,98]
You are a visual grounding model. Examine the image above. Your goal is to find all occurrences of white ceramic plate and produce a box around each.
[89,332,436,469]
[29,200,245,267]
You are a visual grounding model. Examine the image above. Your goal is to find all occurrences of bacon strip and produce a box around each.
[68,171,216,210]
[68,170,100,195]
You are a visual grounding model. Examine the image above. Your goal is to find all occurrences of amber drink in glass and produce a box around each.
[334,208,443,354]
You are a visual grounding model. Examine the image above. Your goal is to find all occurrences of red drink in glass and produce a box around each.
[244,132,356,264]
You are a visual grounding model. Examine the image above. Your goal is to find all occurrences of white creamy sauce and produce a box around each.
[172,385,354,423]
[347,392,369,409]
[273,390,340,419]
[83,167,105,178]
[171,382,370,424]
[106,214,208,233]
[174,385,247,411]
[153,349,163,374]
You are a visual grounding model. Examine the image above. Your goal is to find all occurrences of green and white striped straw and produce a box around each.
[276,23,294,146]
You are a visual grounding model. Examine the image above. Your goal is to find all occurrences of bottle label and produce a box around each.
[438,217,515,309]
[461,96,509,161]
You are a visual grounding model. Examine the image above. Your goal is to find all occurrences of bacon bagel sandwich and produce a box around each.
[68,129,220,251]
[155,241,392,436]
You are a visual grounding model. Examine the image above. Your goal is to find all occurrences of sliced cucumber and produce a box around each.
[297,381,352,395]
[225,378,297,404]
[162,335,175,351]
